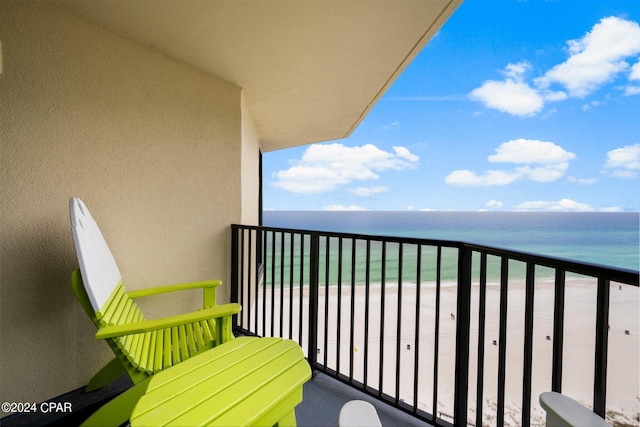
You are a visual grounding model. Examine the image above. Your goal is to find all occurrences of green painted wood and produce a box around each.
[130,337,311,427]
[178,324,189,360]
[72,265,240,392]
[84,358,128,392]
[94,303,241,339]
[81,378,151,427]
[127,279,222,299]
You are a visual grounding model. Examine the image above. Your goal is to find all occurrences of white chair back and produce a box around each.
[69,197,122,311]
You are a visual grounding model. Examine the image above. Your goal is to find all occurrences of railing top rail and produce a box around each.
[462,242,639,285]
[231,224,639,286]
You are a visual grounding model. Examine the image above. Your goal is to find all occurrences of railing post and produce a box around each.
[552,269,565,393]
[230,225,239,329]
[453,245,472,427]
[593,277,610,418]
[307,233,320,367]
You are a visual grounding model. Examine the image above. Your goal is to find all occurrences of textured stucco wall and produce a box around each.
[0,1,248,404]
[241,92,261,225]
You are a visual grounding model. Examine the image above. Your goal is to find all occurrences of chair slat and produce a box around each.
[171,327,181,364]
[207,319,217,345]
[154,329,164,372]
[178,324,190,361]
[163,328,172,369]
[111,293,131,325]
[186,324,197,354]
[127,311,145,363]
[120,302,138,356]
[146,331,158,375]
[193,322,205,349]
[99,285,127,326]
[201,320,214,343]
[138,332,152,372]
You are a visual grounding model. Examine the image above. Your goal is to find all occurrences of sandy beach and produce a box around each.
[248,279,639,426]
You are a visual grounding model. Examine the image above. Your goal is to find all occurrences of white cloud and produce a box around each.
[624,86,640,96]
[469,62,544,116]
[603,143,640,178]
[622,58,640,95]
[488,139,575,164]
[322,204,370,211]
[446,169,520,186]
[272,143,419,193]
[446,139,575,186]
[515,198,595,212]
[393,146,420,162]
[486,200,503,209]
[568,176,598,185]
[470,17,640,115]
[536,17,640,98]
[348,186,388,197]
[631,60,640,80]
[582,100,602,111]
[600,206,624,212]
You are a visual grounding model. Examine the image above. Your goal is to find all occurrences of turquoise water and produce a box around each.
[261,211,639,284]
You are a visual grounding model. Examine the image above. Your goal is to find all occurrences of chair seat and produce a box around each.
[129,336,312,427]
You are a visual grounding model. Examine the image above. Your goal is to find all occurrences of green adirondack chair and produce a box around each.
[70,197,241,391]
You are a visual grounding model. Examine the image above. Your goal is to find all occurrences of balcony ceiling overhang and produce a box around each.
[55,0,462,152]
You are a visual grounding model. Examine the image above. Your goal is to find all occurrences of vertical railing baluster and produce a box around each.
[308,233,320,366]
[476,252,488,427]
[261,230,268,337]
[323,236,330,370]
[395,243,404,404]
[413,244,422,412]
[432,246,442,421]
[349,238,357,382]
[289,233,295,340]
[364,239,371,388]
[298,234,305,346]
[247,230,253,332]
[594,277,610,418]
[522,262,536,427]
[279,231,285,337]
[270,230,276,337]
[552,269,566,392]
[378,241,387,397]
[253,229,259,334]
[453,245,472,427]
[497,257,509,427]
[336,237,343,375]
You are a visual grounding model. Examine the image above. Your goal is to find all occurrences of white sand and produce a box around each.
[250,280,639,426]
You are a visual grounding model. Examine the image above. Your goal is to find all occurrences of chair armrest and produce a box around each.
[95,303,241,339]
[127,279,223,308]
[126,279,222,298]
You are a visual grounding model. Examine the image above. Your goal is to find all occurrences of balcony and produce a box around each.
[231,224,639,427]
[2,223,637,427]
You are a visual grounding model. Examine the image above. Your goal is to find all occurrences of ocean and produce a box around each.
[263,211,639,272]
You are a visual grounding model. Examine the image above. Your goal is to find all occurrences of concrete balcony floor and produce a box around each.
[1,372,427,427]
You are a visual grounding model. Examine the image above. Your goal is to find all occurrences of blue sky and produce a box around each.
[264,0,640,212]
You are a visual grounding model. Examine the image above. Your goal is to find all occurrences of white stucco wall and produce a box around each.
[0,1,253,404]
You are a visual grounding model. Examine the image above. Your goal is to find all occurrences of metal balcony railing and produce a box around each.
[230,224,639,427]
